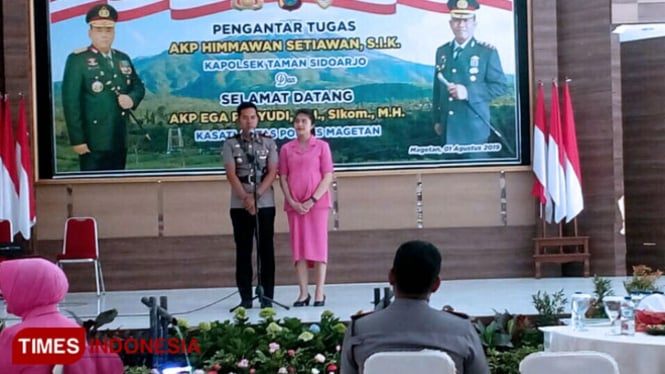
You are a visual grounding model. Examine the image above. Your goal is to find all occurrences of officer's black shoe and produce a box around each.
[229,300,252,313]
[260,300,273,308]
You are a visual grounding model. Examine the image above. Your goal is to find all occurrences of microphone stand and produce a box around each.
[232,132,289,312]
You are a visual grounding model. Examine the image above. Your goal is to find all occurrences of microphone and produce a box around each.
[249,129,263,144]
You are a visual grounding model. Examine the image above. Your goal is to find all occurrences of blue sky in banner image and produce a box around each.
[49,2,516,81]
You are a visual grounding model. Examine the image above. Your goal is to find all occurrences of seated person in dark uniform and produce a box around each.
[341,240,489,374]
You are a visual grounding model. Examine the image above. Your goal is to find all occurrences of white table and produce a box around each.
[540,325,665,374]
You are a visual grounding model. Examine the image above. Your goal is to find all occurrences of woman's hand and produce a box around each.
[296,201,309,215]
[302,198,315,212]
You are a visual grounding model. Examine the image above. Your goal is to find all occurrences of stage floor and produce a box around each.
[2,277,634,330]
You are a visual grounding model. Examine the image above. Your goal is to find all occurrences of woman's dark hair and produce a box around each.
[294,108,316,135]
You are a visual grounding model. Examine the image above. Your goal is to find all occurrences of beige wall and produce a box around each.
[35,169,535,240]
[612,0,665,24]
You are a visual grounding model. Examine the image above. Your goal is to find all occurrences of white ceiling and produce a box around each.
[614,24,665,42]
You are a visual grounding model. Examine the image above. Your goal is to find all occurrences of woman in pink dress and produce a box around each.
[279,109,334,307]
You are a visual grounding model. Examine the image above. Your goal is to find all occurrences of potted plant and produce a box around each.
[531,289,567,327]
[624,265,663,295]
[586,275,615,319]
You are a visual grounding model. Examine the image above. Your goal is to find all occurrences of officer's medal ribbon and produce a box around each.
[469,55,479,81]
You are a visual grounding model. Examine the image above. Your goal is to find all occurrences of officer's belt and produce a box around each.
[238,174,264,184]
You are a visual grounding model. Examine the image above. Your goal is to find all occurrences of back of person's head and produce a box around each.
[0,258,69,317]
[236,101,257,115]
[391,240,442,295]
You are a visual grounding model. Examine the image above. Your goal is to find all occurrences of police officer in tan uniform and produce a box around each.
[341,240,489,374]
[62,4,145,171]
[222,102,278,309]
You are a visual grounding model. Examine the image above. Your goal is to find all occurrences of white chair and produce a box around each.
[519,351,620,374]
[363,350,457,374]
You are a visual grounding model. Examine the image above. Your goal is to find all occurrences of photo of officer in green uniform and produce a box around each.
[62,4,145,171]
[432,0,507,156]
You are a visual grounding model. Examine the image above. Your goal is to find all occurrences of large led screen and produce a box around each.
[35,0,529,178]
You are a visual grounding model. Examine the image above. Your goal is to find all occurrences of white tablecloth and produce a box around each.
[540,325,665,374]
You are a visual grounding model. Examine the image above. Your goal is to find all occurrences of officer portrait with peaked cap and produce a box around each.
[432,0,507,157]
[61,4,145,171]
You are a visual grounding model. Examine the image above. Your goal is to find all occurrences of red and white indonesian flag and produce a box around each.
[0,96,19,237]
[15,97,36,239]
[546,81,567,223]
[562,81,583,222]
[531,82,547,207]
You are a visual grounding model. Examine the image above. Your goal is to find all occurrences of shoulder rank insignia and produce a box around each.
[351,310,373,320]
[478,40,497,50]
[73,47,88,54]
[442,305,469,319]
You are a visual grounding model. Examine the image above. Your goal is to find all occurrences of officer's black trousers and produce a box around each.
[230,207,276,302]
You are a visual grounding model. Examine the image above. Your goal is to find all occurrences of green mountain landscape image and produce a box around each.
[52,32,517,174]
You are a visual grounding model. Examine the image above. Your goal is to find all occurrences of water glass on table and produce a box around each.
[603,295,623,335]
[571,292,593,331]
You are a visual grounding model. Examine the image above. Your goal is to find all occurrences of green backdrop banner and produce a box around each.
[45,0,527,176]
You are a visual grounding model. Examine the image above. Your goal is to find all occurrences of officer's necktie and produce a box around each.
[453,46,462,60]
[104,54,113,68]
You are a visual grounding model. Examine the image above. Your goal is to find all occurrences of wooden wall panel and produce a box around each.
[531,0,558,82]
[621,37,665,271]
[2,2,30,96]
[38,226,537,292]
[557,0,627,275]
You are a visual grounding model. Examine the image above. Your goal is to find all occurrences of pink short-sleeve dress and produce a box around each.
[279,136,334,265]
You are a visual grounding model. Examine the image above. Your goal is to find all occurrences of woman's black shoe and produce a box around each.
[313,296,326,307]
[293,294,311,307]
